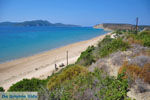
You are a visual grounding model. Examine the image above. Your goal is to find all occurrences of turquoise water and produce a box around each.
[0,26,109,63]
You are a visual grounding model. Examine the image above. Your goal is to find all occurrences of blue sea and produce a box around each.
[0,26,109,63]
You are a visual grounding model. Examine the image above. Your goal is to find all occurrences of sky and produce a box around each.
[0,0,150,26]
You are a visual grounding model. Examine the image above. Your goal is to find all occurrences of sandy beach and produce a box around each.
[0,32,111,90]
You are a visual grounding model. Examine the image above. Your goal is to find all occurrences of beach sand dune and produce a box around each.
[0,32,110,90]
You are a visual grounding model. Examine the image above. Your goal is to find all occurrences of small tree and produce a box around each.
[0,87,5,92]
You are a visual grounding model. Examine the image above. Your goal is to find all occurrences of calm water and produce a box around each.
[0,26,109,63]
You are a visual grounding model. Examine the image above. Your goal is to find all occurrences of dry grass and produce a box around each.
[127,37,142,45]
[139,63,150,83]
[119,61,150,84]
[134,49,150,57]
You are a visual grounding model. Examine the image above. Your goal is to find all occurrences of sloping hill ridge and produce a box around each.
[94,23,150,31]
[0,20,81,27]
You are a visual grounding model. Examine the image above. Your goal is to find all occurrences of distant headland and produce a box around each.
[94,23,150,31]
[0,20,81,27]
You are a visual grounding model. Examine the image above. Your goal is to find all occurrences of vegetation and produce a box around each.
[98,38,129,57]
[7,64,75,92]
[7,30,150,100]
[76,35,129,66]
[119,62,150,84]
[98,35,113,47]
[8,78,47,92]
[127,30,150,47]
[138,31,150,47]
[47,65,88,90]
[76,46,96,66]
[0,87,5,92]
[46,68,130,100]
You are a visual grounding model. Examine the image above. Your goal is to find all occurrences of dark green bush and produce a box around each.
[115,30,124,34]
[0,87,5,92]
[76,46,96,66]
[8,78,47,91]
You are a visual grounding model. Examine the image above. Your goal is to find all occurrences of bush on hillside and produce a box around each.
[99,38,129,57]
[113,30,125,36]
[127,31,150,47]
[8,78,47,91]
[0,87,5,92]
[119,62,150,84]
[135,78,150,93]
[139,31,150,47]
[47,68,130,100]
[76,46,96,66]
[98,35,113,47]
[76,35,129,67]
[128,55,150,67]
[47,65,88,90]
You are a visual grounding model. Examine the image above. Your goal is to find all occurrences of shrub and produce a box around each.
[48,68,130,100]
[8,78,47,91]
[129,55,150,67]
[139,31,150,47]
[113,30,125,37]
[135,78,150,93]
[119,62,150,84]
[115,30,124,34]
[76,35,129,66]
[119,62,141,79]
[76,46,96,66]
[98,35,113,47]
[99,38,129,57]
[134,49,150,57]
[127,30,150,47]
[0,87,5,92]
[47,65,88,90]
[127,36,142,45]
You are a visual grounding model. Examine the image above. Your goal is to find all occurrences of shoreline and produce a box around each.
[0,33,108,65]
[0,32,111,90]
[0,32,109,65]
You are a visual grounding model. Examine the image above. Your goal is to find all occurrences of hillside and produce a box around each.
[1,30,150,100]
[0,20,80,27]
[94,23,150,31]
